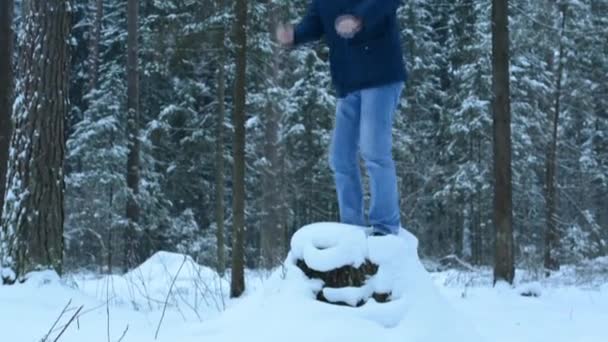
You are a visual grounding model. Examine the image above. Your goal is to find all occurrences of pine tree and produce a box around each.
[66,0,92,141]
[51,0,608,274]
[492,0,514,284]
[1,0,71,282]
[286,48,336,229]
[89,0,103,91]
[0,0,14,222]
[543,2,568,273]
[549,0,608,263]
[124,0,141,270]
[65,0,129,272]
[231,0,248,298]
[438,0,493,260]
[139,0,225,266]
[586,0,608,256]
[395,0,448,258]
[246,0,291,269]
[214,0,228,275]
[509,0,554,269]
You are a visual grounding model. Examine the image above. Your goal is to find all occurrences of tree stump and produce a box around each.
[295,258,392,307]
[289,223,412,307]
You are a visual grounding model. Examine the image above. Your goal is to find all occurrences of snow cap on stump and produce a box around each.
[289,222,418,307]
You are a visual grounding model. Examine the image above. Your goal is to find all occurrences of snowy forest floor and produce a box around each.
[1,252,607,342]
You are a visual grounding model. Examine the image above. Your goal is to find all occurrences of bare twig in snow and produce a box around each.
[41,299,72,342]
[155,255,188,340]
[116,325,129,342]
[52,305,84,342]
[45,296,118,339]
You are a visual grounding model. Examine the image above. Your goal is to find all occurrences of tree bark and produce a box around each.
[544,4,567,273]
[230,0,248,298]
[491,0,514,284]
[473,135,483,265]
[260,1,284,270]
[0,0,14,221]
[215,0,227,276]
[125,0,141,270]
[88,0,104,92]
[1,0,70,281]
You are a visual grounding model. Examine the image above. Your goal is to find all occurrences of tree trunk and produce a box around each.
[125,0,141,271]
[107,184,114,274]
[491,0,514,285]
[475,173,483,265]
[88,0,103,92]
[281,151,290,257]
[472,134,483,265]
[215,0,227,276]
[1,0,70,282]
[260,99,282,268]
[544,4,567,273]
[260,2,284,270]
[0,0,14,221]
[230,0,248,298]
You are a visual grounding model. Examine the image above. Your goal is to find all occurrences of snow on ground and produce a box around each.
[285,222,481,338]
[0,252,234,342]
[191,223,480,341]
[431,260,608,342]
[0,224,607,342]
[75,251,229,317]
[433,274,608,342]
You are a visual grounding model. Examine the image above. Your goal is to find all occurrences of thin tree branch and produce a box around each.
[52,305,84,342]
[155,255,188,340]
[42,299,72,341]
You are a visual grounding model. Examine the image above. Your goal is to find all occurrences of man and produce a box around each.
[277,0,406,236]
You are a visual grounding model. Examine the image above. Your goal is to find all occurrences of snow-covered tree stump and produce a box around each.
[295,258,390,306]
[289,223,409,307]
[208,224,483,341]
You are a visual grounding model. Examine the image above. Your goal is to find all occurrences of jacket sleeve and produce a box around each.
[293,0,324,45]
[350,0,401,31]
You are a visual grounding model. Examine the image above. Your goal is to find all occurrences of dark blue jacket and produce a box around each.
[294,0,407,98]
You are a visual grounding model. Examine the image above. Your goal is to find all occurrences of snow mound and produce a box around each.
[517,281,542,297]
[22,270,62,287]
[195,222,484,342]
[76,251,228,316]
[1,267,16,283]
[126,251,217,285]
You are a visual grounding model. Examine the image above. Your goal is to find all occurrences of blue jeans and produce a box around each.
[329,81,404,235]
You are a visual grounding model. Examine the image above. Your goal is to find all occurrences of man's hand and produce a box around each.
[276,23,294,46]
[335,15,362,39]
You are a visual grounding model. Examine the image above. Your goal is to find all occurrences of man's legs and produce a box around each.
[359,82,404,235]
[329,92,366,227]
